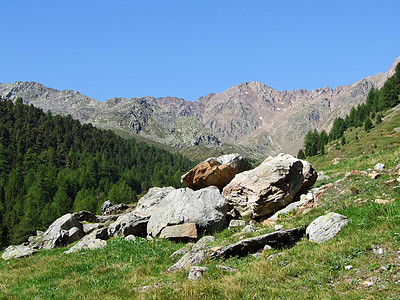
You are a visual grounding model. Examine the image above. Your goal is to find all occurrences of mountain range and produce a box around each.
[1,57,399,159]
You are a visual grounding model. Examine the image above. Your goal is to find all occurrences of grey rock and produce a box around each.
[28,231,44,249]
[73,210,98,223]
[210,228,305,259]
[267,252,284,261]
[101,200,114,215]
[124,235,137,241]
[267,197,309,221]
[88,227,109,240]
[170,243,195,258]
[82,223,102,235]
[68,227,85,244]
[2,244,39,260]
[104,203,130,215]
[108,212,149,237]
[167,249,211,273]
[300,159,318,189]
[95,214,119,223]
[134,187,175,217]
[229,220,247,228]
[374,163,385,171]
[64,238,107,254]
[306,212,349,243]
[223,154,315,219]
[192,235,216,251]
[188,266,208,280]
[40,214,84,249]
[147,186,228,237]
[241,224,255,233]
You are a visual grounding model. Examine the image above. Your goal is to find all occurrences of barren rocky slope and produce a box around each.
[1,57,399,159]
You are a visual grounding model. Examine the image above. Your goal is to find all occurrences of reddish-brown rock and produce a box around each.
[181,154,250,190]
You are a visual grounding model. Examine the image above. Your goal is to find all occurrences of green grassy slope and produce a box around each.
[1,105,400,299]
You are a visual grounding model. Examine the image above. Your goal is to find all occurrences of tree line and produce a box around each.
[0,98,195,247]
[298,62,400,159]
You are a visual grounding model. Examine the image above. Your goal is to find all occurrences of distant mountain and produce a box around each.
[1,57,399,159]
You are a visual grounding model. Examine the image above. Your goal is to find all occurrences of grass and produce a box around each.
[1,105,400,299]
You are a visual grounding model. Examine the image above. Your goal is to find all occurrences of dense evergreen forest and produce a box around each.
[298,62,400,158]
[0,98,195,247]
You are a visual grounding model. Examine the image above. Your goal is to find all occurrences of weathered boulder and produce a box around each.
[28,230,44,249]
[306,212,348,243]
[210,228,305,259]
[108,212,149,238]
[82,223,102,235]
[181,153,250,190]
[64,238,107,254]
[223,154,316,219]
[159,223,198,241]
[103,203,130,215]
[73,210,98,223]
[101,200,114,215]
[134,187,175,217]
[2,244,39,260]
[40,214,84,249]
[147,186,228,237]
[300,159,318,189]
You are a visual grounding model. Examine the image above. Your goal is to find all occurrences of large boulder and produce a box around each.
[134,187,175,217]
[306,212,349,243]
[40,214,84,249]
[147,186,228,237]
[159,223,198,241]
[108,212,149,238]
[181,154,250,190]
[223,154,317,219]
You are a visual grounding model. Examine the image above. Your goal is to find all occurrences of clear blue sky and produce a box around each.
[1,1,399,102]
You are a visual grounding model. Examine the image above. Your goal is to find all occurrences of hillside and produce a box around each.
[1,99,399,299]
[1,57,399,159]
[0,98,194,247]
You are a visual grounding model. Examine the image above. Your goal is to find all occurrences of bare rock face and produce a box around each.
[181,154,250,190]
[40,214,84,249]
[107,213,149,238]
[147,186,228,237]
[223,154,317,219]
[159,223,198,241]
[134,187,175,217]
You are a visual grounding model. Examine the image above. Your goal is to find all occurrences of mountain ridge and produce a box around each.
[1,57,399,159]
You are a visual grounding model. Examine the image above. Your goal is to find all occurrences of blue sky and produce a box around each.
[1,1,399,102]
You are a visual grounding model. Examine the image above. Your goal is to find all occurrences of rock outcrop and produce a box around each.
[223,154,317,219]
[2,244,39,260]
[147,186,228,237]
[40,214,84,249]
[181,153,250,190]
[108,213,149,238]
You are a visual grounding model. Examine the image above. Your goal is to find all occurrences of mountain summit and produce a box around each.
[1,57,398,159]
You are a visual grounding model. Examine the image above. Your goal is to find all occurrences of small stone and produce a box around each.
[345,265,353,270]
[368,171,380,179]
[263,244,272,251]
[374,199,394,204]
[275,225,283,231]
[306,212,349,243]
[262,219,277,227]
[241,224,255,233]
[374,163,385,171]
[188,266,208,280]
[216,265,237,272]
[229,220,247,228]
[125,235,136,241]
[267,252,284,261]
